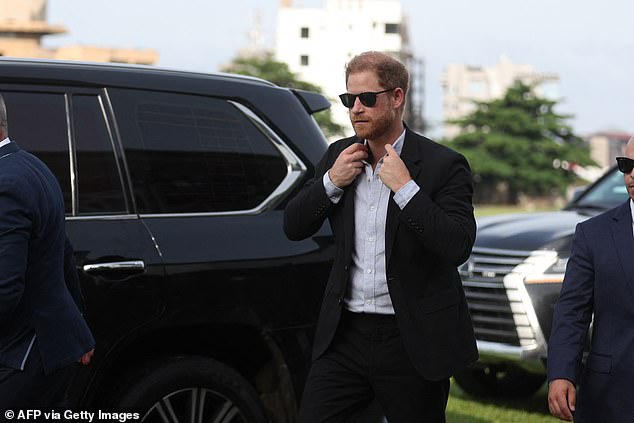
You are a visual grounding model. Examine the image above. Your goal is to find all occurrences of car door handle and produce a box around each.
[83,260,146,274]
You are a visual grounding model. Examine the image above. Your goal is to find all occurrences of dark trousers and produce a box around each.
[299,310,450,423]
[0,343,76,411]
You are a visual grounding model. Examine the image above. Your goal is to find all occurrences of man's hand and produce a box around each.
[379,144,411,192]
[79,348,95,366]
[328,143,368,188]
[548,379,576,421]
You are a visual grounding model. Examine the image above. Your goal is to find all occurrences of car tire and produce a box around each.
[453,364,546,397]
[111,355,268,422]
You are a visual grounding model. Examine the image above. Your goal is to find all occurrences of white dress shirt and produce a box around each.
[323,130,420,314]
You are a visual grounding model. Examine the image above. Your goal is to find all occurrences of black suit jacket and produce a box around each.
[284,129,478,380]
[0,141,95,374]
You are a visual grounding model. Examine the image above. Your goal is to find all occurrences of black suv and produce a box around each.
[0,58,335,421]
[455,166,627,397]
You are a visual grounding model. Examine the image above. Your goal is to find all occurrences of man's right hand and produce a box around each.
[548,378,576,421]
[328,143,368,188]
[79,348,95,366]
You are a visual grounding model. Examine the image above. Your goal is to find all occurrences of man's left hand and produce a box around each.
[379,144,412,192]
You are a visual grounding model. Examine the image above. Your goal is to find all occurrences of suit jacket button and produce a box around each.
[338,296,344,305]
[344,265,349,272]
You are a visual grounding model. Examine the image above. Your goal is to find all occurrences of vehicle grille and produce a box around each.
[460,247,535,347]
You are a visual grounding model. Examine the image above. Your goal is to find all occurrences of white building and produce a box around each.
[441,55,559,139]
[0,0,157,64]
[275,0,423,137]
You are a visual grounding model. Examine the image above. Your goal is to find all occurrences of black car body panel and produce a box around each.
[476,211,582,252]
[0,58,334,420]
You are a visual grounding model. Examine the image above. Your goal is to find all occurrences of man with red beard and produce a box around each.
[284,51,478,422]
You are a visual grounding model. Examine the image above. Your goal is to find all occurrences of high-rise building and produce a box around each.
[275,0,423,138]
[441,55,559,139]
[586,131,633,169]
[0,0,158,65]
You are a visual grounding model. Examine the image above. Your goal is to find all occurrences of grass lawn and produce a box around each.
[447,380,559,422]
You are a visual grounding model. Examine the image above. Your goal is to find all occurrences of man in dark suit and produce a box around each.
[284,51,477,422]
[548,136,634,422]
[0,94,95,410]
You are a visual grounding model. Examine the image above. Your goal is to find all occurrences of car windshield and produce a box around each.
[572,167,629,210]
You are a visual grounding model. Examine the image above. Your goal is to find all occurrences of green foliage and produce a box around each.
[445,81,594,203]
[221,53,345,139]
[447,380,558,422]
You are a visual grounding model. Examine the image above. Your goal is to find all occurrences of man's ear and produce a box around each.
[393,87,405,109]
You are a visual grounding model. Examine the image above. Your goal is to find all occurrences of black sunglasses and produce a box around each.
[339,88,396,108]
[616,157,634,174]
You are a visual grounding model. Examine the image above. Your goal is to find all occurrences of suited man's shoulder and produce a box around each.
[329,135,359,152]
[0,149,61,208]
[571,201,631,248]
[0,153,29,187]
[405,129,469,163]
[580,200,630,228]
[1,146,41,171]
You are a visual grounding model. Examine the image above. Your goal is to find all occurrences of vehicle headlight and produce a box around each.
[545,257,569,274]
[523,254,568,285]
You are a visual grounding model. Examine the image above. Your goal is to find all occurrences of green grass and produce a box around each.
[447,380,558,423]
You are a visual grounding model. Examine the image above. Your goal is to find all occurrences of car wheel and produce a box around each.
[112,355,268,423]
[453,364,546,397]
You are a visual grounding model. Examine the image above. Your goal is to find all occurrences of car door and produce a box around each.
[107,87,330,331]
[0,85,165,404]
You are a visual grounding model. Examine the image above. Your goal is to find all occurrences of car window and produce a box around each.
[0,90,72,214]
[575,168,628,209]
[109,89,287,214]
[72,94,127,215]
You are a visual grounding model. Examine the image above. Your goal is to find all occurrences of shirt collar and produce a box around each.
[630,198,634,224]
[0,137,10,148]
[391,129,406,155]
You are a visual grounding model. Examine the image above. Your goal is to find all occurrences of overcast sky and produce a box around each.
[46,0,633,137]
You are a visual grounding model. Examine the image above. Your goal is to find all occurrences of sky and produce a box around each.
[45,0,633,138]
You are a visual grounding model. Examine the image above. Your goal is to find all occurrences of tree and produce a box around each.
[445,81,594,204]
[221,53,345,139]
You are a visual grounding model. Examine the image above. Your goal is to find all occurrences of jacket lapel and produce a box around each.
[611,201,634,299]
[341,138,360,259]
[385,129,422,265]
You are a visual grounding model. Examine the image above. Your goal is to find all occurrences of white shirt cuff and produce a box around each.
[323,171,344,204]
[393,179,420,209]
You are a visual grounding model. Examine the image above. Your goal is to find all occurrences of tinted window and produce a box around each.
[0,91,71,213]
[110,89,287,214]
[576,168,628,209]
[72,94,126,215]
